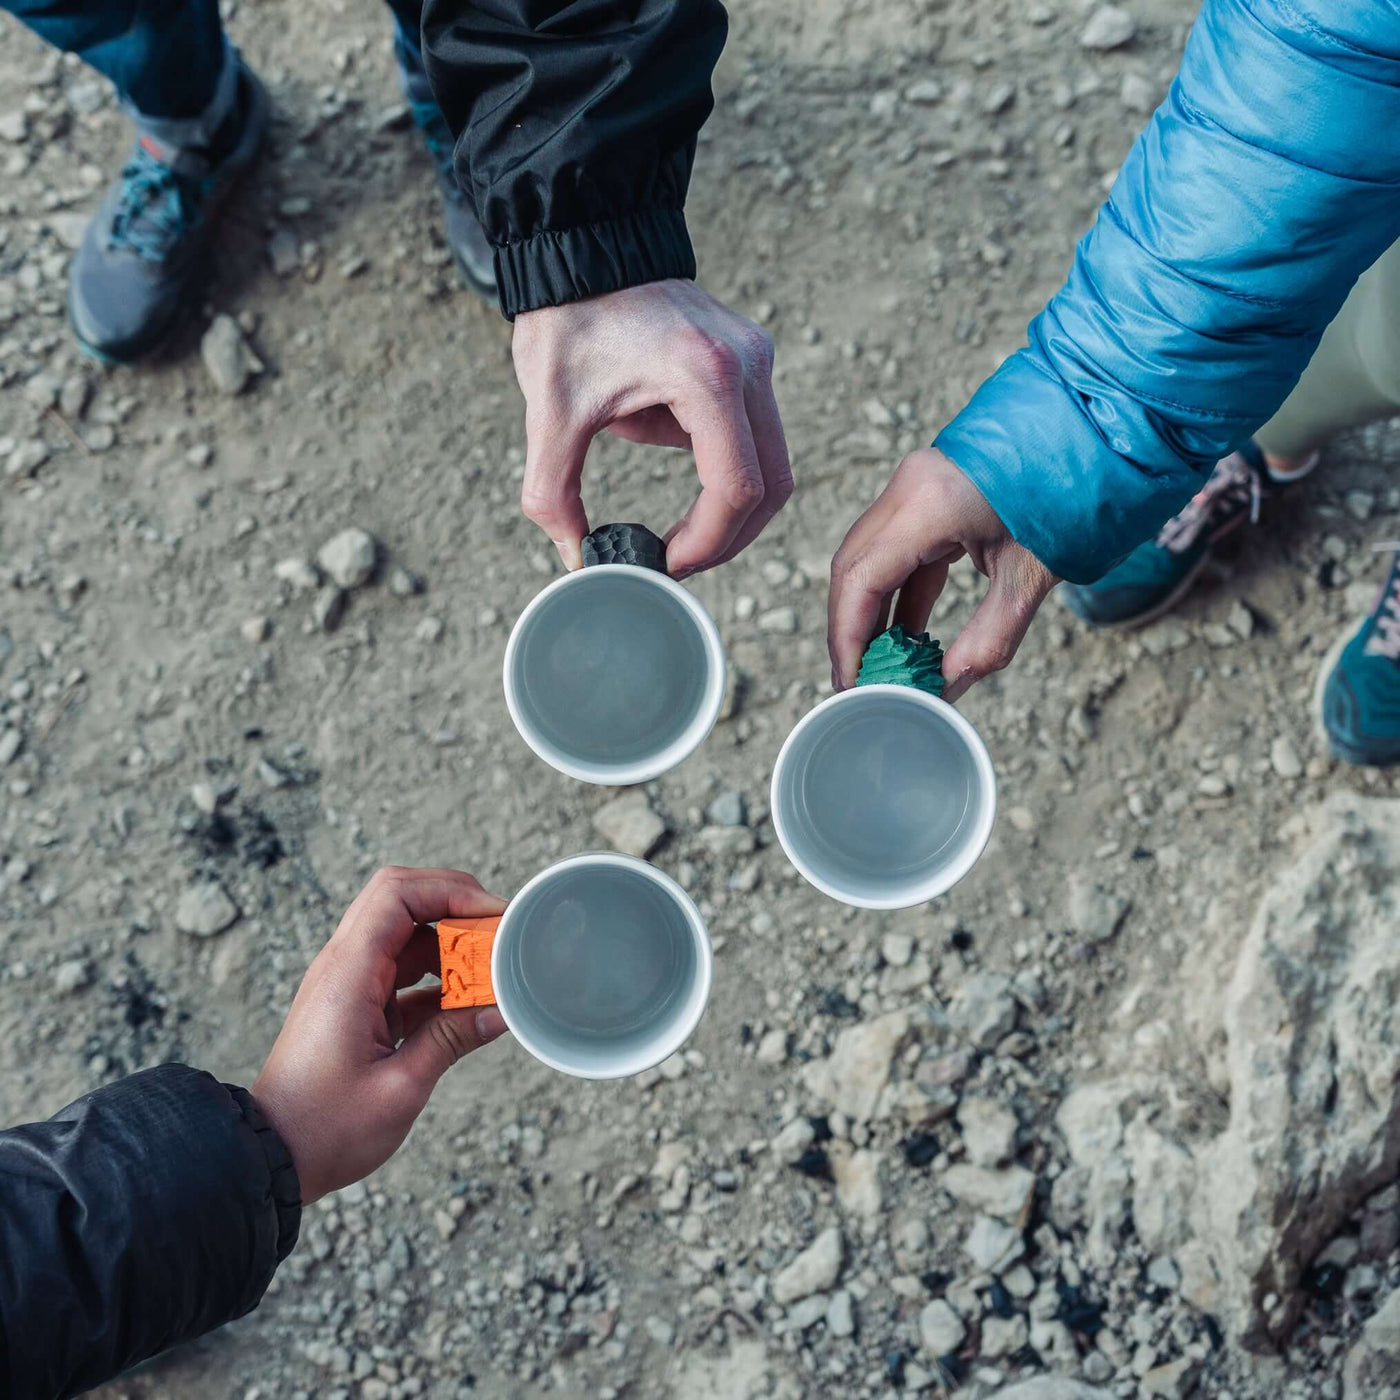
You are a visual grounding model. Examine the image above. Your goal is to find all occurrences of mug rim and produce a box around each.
[490,851,714,1079]
[769,683,997,910]
[502,565,727,786]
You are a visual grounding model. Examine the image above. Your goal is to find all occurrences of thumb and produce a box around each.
[941,550,1055,703]
[393,1006,508,1094]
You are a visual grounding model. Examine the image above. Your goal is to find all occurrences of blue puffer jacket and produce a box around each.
[936,0,1400,585]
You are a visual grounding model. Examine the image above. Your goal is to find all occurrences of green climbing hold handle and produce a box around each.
[856,625,945,696]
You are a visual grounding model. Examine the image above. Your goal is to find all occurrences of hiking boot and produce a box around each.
[68,58,269,363]
[1061,441,1317,628]
[1318,547,1400,767]
[394,34,497,302]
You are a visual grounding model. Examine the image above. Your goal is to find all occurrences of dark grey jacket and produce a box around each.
[0,1064,301,1399]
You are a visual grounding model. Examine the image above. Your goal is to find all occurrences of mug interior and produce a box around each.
[494,858,709,1077]
[773,688,994,907]
[507,570,717,780]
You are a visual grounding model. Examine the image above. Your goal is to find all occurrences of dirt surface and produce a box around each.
[3,2,1399,1398]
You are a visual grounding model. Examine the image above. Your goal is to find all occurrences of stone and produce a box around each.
[317,528,377,589]
[268,230,301,277]
[772,1226,843,1304]
[47,213,88,251]
[1191,796,1400,1346]
[942,1164,1035,1221]
[53,959,91,995]
[201,314,262,396]
[1270,735,1303,780]
[0,729,21,766]
[705,790,747,827]
[826,1290,855,1338]
[414,616,444,643]
[830,1144,882,1222]
[964,1215,1024,1272]
[592,792,667,858]
[918,1298,965,1355]
[389,567,423,597]
[772,1117,816,1163]
[5,440,49,479]
[1139,1357,1200,1398]
[275,558,320,591]
[882,932,914,967]
[904,79,943,105]
[1080,5,1136,50]
[1344,1289,1400,1399]
[957,1097,1017,1166]
[755,1028,788,1065]
[1146,1256,1180,1291]
[1068,877,1129,943]
[985,1383,1114,1400]
[802,1009,912,1122]
[758,606,799,634]
[241,617,272,644]
[176,880,240,937]
[949,971,1017,1048]
[1056,1080,1129,1169]
[1125,1118,1195,1254]
[982,1314,1029,1359]
[1120,71,1156,113]
[0,109,28,143]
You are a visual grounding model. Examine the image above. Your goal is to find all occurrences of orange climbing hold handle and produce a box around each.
[437,915,502,1009]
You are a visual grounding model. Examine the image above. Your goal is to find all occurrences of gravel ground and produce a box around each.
[4,2,1400,1398]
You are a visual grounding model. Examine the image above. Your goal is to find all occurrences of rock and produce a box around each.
[985,1383,1115,1400]
[59,376,90,420]
[982,1314,1028,1359]
[917,1298,965,1355]
[1125,1118,1195,1254]
[317,528,377,589]
[0,109,28,143]
[942,1164,1035,1221]
[772,1226,843,1304]
[415,615,444,643]
[964,1215,1024,1272]
[904,79,943,105]
[1085,1153,1132,1269]
[803,1009,912,1122]
[772,1117,816,1163]
[275,558,320,591]
[758,606,799,634]
[981,81,1016,115]
[949,971,1017,1048]
[882,932,914,967]
[1344,1289,1400,1399]
[1056,1080,1131,1168]
[47,213,88,251]
[1270,735,1303,780]
[592,792,667,858]
[389,567,423,597]
[826,1290,855,1338]
[1080,4,1136,50]
[957,1097,1017,1166]
[1120,71,1156,113]
[755,1028,788,1065]
[267,230,300,277]
[705,790,747,827]
[830,1145,882,1222]
[5,440,49,479]
[1140,1357,1200,1398]
[1068,877,1129,943]
[175,880,240,937]
[1192,796,1400,1346]
[1146,1256,1180,1291]
[200,314,262,396]
[0,729,21,766]
[241,616,272,644]
[53,959,91,995]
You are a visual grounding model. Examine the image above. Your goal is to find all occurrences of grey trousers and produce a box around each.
[1256,238,1400,460]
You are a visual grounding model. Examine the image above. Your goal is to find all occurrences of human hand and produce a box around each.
[511,279,792,578]
[828,447,1058,702]
[252,867,508,1204]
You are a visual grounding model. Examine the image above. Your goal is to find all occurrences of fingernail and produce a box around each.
[475,1007,507,1042]
[553,541,581,572]
[671,565,695,582]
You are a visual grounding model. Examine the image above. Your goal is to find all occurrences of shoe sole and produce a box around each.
[1065,549,1214,632]
[68,60,272,365]
[1310,622,1400,767]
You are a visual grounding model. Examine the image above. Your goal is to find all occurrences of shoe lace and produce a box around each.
[1154,450,1262,554]
[109,146,201,263]
[1364,545,1400,661]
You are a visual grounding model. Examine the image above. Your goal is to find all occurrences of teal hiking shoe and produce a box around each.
[1061,442,1317,628]
[1318,548,1400,767]
[68,58,269,363]
[394,33,497,303]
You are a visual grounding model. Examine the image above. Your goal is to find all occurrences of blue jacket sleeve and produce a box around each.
[935,0,1400,584]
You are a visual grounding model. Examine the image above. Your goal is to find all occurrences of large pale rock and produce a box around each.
[829,1145,882,1224]
[942,1164,1034,1221]
[176,879,240,937]
[772,1226,843,1305]
[592,792,667,858]
[985,1380,1114,1400]
[1193,797,1400,1347]
[1344,1290,1400,1399]
[802,1010,912,1122]
[1125,1118,1195,1255]
[948,971,1016,1048]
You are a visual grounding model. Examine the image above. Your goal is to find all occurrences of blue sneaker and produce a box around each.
[68,59,269,362]
[394,34,496,302]
[1318,548,1400,767]
[1061,442,1316,628]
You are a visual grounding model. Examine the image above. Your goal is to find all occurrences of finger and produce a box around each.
[892,561,950,637]
[395,985,446,1041]
[705,375,793,569]
[520,407,595,571]
[385,993,404,1045]
[664,373,765,578]
[941,554,1055,703]
[390,1005,509,1093]
[606,405,692,450]
[394,925,442,990]
[332,868,507,992]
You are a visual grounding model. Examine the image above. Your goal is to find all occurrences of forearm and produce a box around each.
[938,0,1400,583]
[421,0,728,317]
[0,1065,300,1399]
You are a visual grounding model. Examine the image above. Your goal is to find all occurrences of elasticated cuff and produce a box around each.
[495,207,697,320]
[229,1084,302,1265]
[934,353,1205,585]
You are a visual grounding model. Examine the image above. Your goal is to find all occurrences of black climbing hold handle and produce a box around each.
[581,523,668,574]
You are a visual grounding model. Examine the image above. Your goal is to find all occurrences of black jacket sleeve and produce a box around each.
[0,1064,301,1400]
[421,0,728,318]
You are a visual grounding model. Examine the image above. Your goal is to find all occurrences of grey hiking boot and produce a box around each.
[394,33,497,303]
[68,58,269,363]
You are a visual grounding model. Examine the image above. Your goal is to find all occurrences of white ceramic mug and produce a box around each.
[486,853,712,1079]
[770,684,996,909]
[503,566,726,785]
